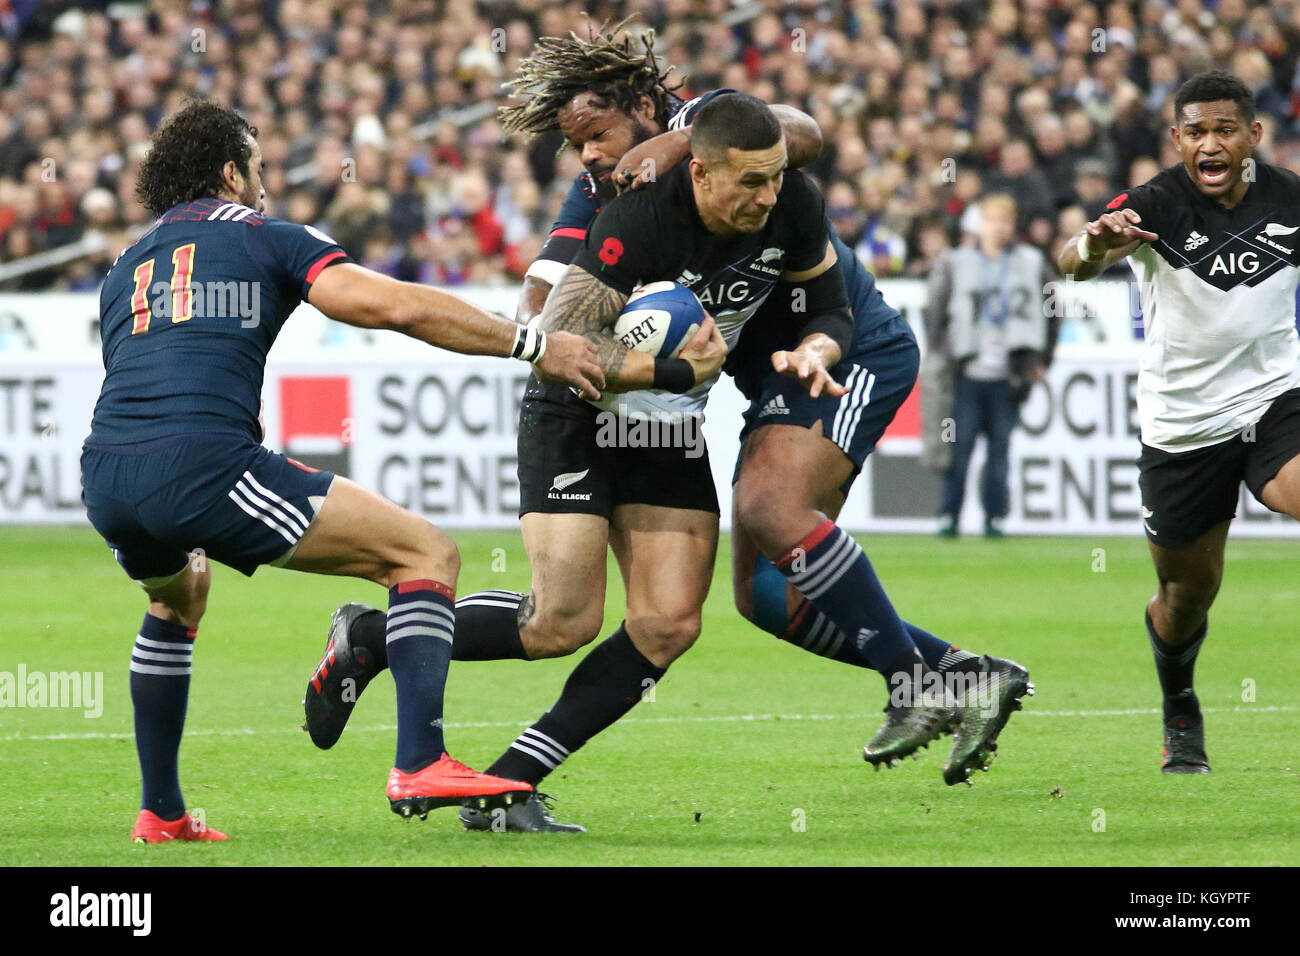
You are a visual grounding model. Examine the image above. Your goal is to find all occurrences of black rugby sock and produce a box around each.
[1146,611,1207,720]
[452,590,530,661]
[487,624,664,786]
[349,591,530,667]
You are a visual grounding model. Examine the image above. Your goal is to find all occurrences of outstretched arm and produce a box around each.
[308,261,604,398]
[770,241,851,398]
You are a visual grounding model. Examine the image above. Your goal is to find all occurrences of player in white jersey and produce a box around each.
[1060,70,1300,773]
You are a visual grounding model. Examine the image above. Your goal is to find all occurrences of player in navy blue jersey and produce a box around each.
[303,30,1030,832]
[81,99,603,842]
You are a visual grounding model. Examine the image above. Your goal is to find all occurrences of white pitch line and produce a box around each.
[2,704,1295,743]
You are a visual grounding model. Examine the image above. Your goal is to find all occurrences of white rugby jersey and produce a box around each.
[1112,162,1300,451]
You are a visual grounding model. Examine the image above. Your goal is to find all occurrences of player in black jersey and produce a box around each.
[81,99,603,841]
[1061,71,1300,773]
[304,31,1030,831]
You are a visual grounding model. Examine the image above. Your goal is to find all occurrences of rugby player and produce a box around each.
[1060,70,1300,773]
[309,33,1029,832]
[305,32,1030,831]
[80,99,603,841]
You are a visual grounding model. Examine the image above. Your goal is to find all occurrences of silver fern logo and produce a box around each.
[550,469,589,492]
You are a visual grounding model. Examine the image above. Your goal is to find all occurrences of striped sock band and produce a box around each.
[783,600,969,672]
[130,615,195,820]
[507,728,572,773]
[775,520,914,673]
[755,553,960,671]
[783,599,854,664]
[487,624,663,786]
[937,644,979,670]
[387,580,456,772]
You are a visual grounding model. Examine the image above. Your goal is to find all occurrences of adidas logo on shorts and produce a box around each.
[759,395,790,417]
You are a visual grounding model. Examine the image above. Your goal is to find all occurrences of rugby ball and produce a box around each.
[610,281,704,359]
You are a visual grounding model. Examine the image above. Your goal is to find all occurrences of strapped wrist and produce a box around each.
[1078,232,1104,262]
[512,325,547,363]
[653,357,695,393]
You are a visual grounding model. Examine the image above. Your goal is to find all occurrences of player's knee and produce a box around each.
[627,610,701,664]
[1159,577,1219,619]
[384,519,459,586]
[521,604,603,658]
[734,480,801,547]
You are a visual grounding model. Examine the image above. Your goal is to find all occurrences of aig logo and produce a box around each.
[696,281,751,307]
[1207,251,1259,275]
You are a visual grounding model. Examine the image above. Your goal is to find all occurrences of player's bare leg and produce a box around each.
[289,477,533,815]
[516,513,611,658]
[732,422,956,766]
[461,505,717,833]
[1258,451,1300,520]
[610,503,717,669]
[1145,520,1230,774]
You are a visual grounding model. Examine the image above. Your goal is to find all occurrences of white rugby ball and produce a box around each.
[610,281,705,359]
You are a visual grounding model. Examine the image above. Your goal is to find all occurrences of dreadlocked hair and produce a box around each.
[499,18,684,138]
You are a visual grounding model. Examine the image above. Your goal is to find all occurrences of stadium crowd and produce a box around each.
[3,0,1300,291]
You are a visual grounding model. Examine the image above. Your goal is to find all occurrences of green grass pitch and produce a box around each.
[1,526,1296,866]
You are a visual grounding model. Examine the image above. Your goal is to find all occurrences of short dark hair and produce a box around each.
[691,92,782,163]
[1174,70,1255,125]
[136,99,257,215]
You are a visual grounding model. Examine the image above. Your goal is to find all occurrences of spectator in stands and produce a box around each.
[3,1,1300,290]
[984,138,1055,229]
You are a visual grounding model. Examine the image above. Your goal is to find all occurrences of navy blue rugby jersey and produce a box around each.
[87,199,350,445]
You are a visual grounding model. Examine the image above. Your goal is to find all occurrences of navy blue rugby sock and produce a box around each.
[130,615,195,820]
[772,520,916,674]
[386,580,456,772]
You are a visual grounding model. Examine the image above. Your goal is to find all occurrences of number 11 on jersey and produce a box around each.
[130,242,197,334]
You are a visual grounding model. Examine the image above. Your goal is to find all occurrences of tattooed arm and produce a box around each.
[536,265,728,392]
[534,264,651,391]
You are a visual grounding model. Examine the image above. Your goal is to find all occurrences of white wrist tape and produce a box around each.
[1078,232,1105,262]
